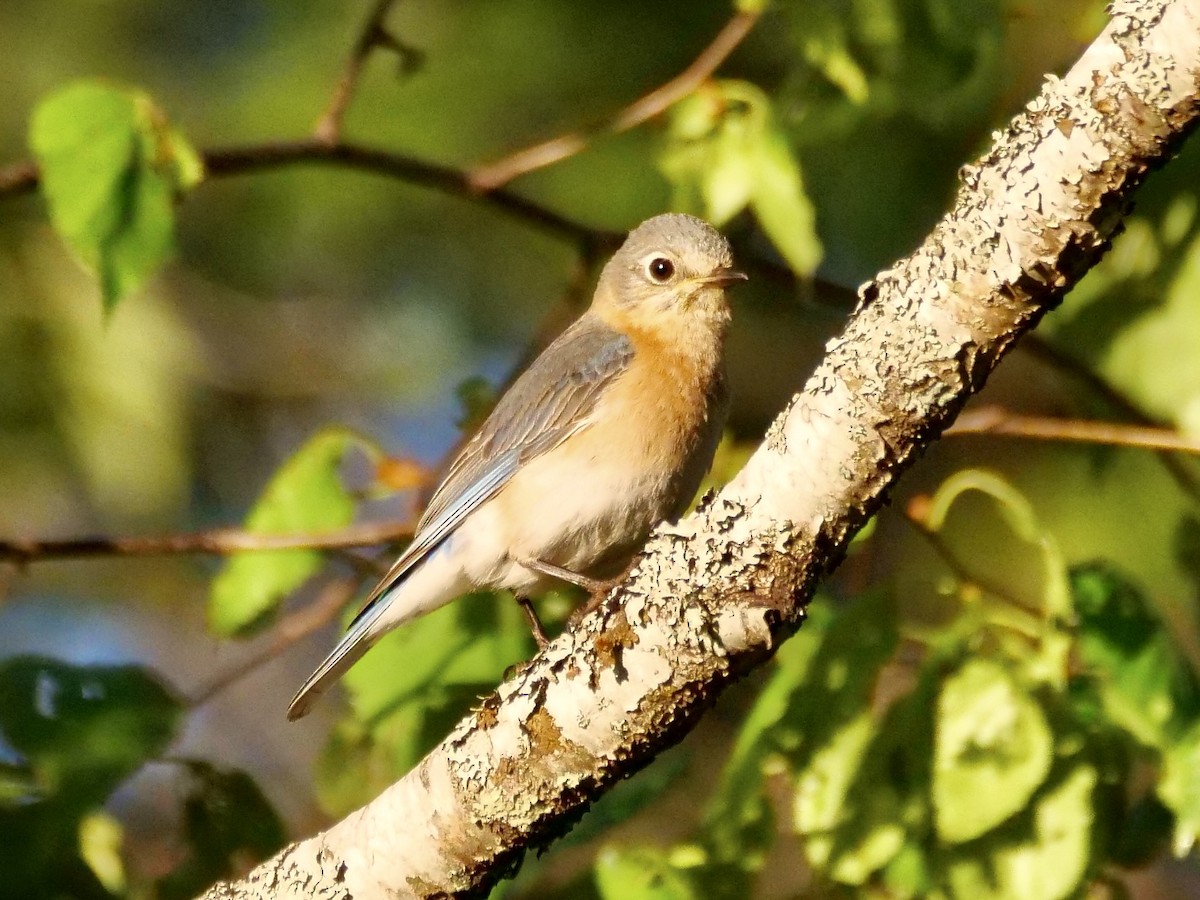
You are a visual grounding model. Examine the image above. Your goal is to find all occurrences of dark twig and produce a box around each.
[900,507,1044,620]
[189,572,367,707]
[0,519,415,567]
[314,0,421,145]
[0,140,598,245]
[467,9,762,191]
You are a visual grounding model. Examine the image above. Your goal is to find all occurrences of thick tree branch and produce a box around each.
[204,1,1200,897]
[466,8,761,191]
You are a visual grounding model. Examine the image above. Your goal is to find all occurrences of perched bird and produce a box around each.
[288,213,745,720]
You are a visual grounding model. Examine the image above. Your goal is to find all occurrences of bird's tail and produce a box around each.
[286,598,393,720]
[286,541,470,720]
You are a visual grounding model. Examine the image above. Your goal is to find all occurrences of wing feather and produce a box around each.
[350,316,634,622]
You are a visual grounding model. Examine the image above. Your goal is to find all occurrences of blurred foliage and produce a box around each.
[208,428,382,637]
[30,81,203,313]
[2,0,1200,897]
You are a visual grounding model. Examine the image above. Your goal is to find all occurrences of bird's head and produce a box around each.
[594,214,746,331]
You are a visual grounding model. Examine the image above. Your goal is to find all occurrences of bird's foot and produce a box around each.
[515,595,550,650]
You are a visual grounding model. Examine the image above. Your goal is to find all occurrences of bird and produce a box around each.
[288,213,746,720]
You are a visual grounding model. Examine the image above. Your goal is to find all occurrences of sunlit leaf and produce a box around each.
[594,845,697,900]
[1158,720,1200,855]
[78,811,125,895]
[814,672,938,886]
[921,468,1072,686]
[701,600,835,885]
[660,80,822,275]
[783,593,901,869]
[942,764,1097,900]
[933,658,1053,843]
[795,712,876,863]
[750,124,822,275]
[209,428,380,637]
[29,80,204,313]
[881,842,933,900]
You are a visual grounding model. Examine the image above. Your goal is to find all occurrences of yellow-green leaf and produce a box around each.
[595,846,698,900]
[208,428,378,637]
[933,658,1053,843]
[29,81,204,313]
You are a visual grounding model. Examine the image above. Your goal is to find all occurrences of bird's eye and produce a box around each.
[647,257,675,282]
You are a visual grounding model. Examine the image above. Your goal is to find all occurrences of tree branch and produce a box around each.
[1022,333,1200,499]
[201,1,1200,897]
[0,519,414,566]
[947,406,1200,455]
[313,0,420,145]
[466,8,762,191]
[0,139,601,246]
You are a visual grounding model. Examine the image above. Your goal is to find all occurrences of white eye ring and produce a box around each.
[644,255,675,283]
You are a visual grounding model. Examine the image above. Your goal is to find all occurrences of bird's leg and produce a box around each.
[565,557,641,625]
[515,595,550,650]
[518,556,608,594]
[518,556,640,625]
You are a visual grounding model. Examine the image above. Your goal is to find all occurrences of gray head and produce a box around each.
[594,214,745,319]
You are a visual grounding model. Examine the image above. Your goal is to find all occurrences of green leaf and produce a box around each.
[315,592,534,814]
[811,672,938,886]
[1072,563,1200,749]
[0,656,181,806]
[78,811,126,895]
[157,762,286,899]
[922,468,1072,687]
[942,764,1097,900]
[594,845,698,900]
[933,658,1053,843]
[1158,719,1200,855]
[29,80,204,313]
[659,80,823,276]
[750,123,822,275]
[776,593,901,870]
[209,428,379,637]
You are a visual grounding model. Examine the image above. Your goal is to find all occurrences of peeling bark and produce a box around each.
[203,1,1200,897]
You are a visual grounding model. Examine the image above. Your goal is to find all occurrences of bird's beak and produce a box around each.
[693,267,749,288]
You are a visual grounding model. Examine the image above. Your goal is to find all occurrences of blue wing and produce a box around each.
[352,316,634,625]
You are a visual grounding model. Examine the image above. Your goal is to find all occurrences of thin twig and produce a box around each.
[314,0,422,145]
[0,519,415,566]
[1021,334,1200,501]
[188,572,367,707]
[947,406,1200,455]
[900,507,1044,619]
[467,9,762,191]
[0,140,599,245]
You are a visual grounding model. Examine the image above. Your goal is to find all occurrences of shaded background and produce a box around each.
[2,0,1199,896]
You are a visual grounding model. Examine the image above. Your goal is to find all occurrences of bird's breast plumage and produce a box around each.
[483,313,728,587]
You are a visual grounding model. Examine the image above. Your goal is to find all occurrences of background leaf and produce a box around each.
[208,427,379,637]
[29,80,203,312]
[933,657,1053,842]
